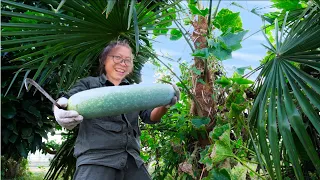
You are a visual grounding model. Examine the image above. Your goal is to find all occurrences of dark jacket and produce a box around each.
[64,74,160,169]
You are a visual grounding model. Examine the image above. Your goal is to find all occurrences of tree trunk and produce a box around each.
[2,157,22,179]
[190,16,216,148]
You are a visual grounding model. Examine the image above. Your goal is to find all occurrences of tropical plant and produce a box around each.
[139,0,259,179]
[248,3,320,179]
[140,0,320,179]
[1,0,180,179]
[2,0,319,179]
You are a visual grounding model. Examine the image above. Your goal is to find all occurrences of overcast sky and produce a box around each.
[140,1,275,84]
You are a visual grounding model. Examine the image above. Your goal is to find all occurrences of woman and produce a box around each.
[53,40,180,180]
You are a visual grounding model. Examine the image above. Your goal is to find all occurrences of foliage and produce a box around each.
[1,0,176,90]
[2,0,319,179]
[1,156,30,179]
[141,0,320,180]
[1,0,179,179]
[44,132,77,180]
[141,60,259,179]
[213,8,243,34]
[1,72,56,160]
[249,3,320,179]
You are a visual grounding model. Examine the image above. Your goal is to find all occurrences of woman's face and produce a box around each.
[104,45,133,85]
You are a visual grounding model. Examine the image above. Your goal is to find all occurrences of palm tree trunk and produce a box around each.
[190,15,216,148]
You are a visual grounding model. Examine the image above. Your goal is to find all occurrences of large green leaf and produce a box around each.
[2,104,17,119]
[213,8,243,34]
[191,48,209,58]
[199,146,214,170]
[191,117,210,128]
[211,128,233,164]
[204,169,231,180]
[207,30,247,60]
[188,4,209,17]
[16,142,28,158]
[235,66,252,75]
[271,0,307,11]
[169,28,182,40]
[218,30,248,51]
[208,42,232,60]
[216,76,231,87]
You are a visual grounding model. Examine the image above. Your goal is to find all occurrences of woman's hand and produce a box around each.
[53,97,83,130]
[165,84,180,108]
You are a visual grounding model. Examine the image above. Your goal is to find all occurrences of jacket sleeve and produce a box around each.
[63,78,90,99]
[139,109,160,124]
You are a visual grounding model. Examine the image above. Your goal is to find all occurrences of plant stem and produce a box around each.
[230,140,255,154]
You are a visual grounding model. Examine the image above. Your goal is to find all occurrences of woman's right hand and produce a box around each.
[53,97,83,130]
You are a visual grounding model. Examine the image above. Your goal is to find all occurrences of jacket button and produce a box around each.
[128,132,131,135]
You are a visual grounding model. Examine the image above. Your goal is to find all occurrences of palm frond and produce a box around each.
[1,0,181,96]
[249,6,320,179]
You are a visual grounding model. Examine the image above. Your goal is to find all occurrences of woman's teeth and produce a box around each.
[115,69,125,73]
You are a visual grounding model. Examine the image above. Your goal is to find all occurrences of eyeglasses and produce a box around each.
[108,55,133,66]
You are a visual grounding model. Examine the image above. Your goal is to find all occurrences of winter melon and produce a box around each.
[67,84,174,119]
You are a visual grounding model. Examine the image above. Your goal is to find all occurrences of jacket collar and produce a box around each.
[99,74,130,86]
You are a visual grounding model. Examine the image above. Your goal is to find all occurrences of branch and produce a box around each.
[41,143,57,155]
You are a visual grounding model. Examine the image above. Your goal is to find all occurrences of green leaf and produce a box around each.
[213,8,243,34]
[153,28,168,36]
[209,125,233,164]
[127,0,135,29]
[140,151,150,162]
[219,30,248,51]
[231,77,254,85]
[188,4,209,17]
[27,134,35,144]
[235,139,243,148]
[191,66,201,75]
[271,0,307,11]
[35,129,48,140]
[2,128,11,144]
[235,66,252,75]
[4,68,23,96]
[209,124,230,140]
[280,62,320,173]
[230,103,247,115]
[183,18,191,25]
[197,78,206,85]
[16,142,28,158]
[205,169,231,180]
[132,5,140,54]
[28,106,41,118]
[102,0,116,18]
[216,76,231,87]
[208,43,232,60]
[192,117,210,128]
[2,104,17,119]
[192,48,208,58]
[9,133,18,143]
[169,28,182,40]
[199,146,213,170]
[231,164,247,180]
[22,127,33,139]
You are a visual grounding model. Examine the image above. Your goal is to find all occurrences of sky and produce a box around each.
[140,0,276,84]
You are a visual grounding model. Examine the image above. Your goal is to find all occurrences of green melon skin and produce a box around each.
[67,84,175,119]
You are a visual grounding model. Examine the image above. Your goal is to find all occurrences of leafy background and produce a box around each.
[1,0,319,179]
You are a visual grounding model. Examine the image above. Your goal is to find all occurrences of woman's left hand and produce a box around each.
[165,84,180,108]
